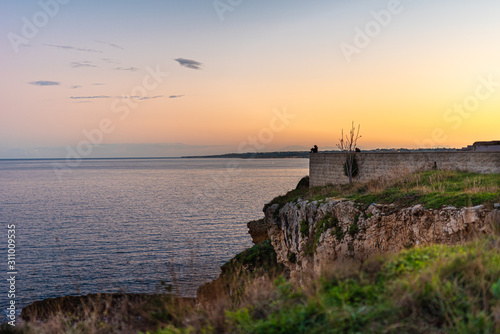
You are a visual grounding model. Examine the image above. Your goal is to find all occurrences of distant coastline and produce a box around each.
[181,148,459,159]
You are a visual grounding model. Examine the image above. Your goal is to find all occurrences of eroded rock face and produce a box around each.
[247,218,269,244]
[265,199,499,284]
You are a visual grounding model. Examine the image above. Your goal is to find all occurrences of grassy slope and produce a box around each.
[265,170,500,211]
[197,240,288,305]
[155,235,500,333]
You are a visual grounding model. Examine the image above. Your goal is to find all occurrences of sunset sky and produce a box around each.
[1,0,499,158]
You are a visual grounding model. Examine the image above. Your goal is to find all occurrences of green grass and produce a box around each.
[148,234,500,333]
[220,239,286,277]
[265,170,500,211]
[223,235,500,333]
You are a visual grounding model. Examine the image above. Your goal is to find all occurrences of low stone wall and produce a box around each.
[309,152,500,187]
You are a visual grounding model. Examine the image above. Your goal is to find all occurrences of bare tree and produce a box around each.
[337,122,361,184]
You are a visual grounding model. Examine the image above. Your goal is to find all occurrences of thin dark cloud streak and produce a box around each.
[70,96,112,99]
[94,40,124,50]
[169,95,184,99]
[44,44,102,53]
[69,95,164,100]
[114,67,138,72]
[29,81,60,86]
[174,58,203,70]
[70,61,98,68]
[138,95,163,100]
[102,58,120,64]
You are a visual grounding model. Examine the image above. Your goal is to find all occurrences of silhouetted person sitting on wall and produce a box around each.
[310,145,318,153]
[355,148,361,152]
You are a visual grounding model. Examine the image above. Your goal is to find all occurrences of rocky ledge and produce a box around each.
[259,199,500,284]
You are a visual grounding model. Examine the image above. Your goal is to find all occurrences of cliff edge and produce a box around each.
[254,170,500,284]
[266,199,499,284]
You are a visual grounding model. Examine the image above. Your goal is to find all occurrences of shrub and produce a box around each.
[300,219,309,238]
[343,155,359,178]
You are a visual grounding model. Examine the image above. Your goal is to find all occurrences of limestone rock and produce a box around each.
[247,218,269,244]
[265,199,495,285]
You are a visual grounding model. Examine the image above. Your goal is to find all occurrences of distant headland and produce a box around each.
[182,141,500,159]
[181,148,459,159]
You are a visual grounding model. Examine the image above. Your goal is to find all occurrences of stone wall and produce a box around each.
[309,152,500,187]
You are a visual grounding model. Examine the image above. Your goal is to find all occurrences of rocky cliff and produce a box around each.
[261,199,500,284]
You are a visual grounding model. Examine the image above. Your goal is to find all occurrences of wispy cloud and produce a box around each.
[138,95,163,100]
[102,58,120,64]
[94,40,124,50]
[174,58,203,70]
[114,66,138,72]
[169,95,184,99]
[70,61,97,68]
[70,85,82,89]
[70,96,112,99]
[70,95,164,101]
[92,83,104,86]
[29,81,60,86]
[44,44,102,53]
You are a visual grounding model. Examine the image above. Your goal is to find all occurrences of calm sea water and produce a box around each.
[0,158,308,313]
